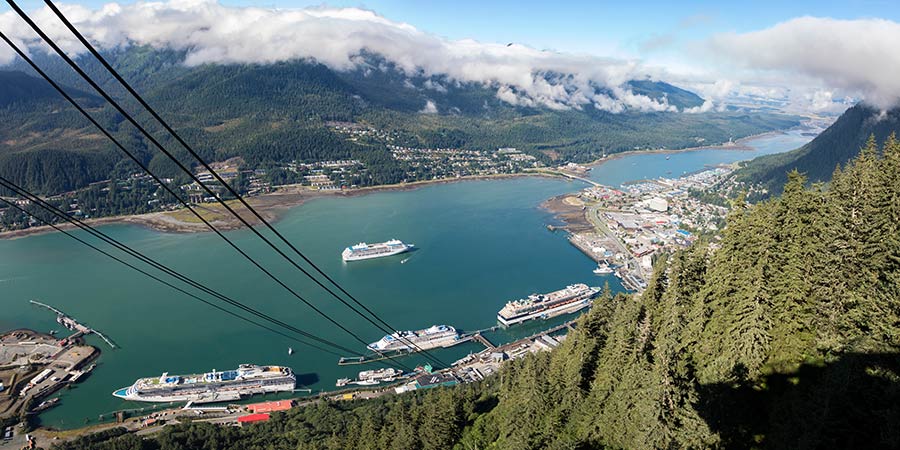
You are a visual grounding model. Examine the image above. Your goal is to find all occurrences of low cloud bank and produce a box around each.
[0,0,683,112]
[709,16,900,110]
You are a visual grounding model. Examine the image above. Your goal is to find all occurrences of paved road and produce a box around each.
[587,205,647,282]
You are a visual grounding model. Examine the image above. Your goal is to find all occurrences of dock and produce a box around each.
[336,320,580,367]
[338,325,502,366]
[30,300,117,349]
[471,333,496,350]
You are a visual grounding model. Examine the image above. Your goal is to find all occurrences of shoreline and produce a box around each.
[0,172,560,240]
[581,130,785,167]
[0,130,799,241]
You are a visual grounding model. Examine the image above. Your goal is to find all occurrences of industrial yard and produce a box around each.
[550,166,734,291]
[0,329,98,422]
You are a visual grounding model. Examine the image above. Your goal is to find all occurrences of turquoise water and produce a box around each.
[0,129,811,429]
[588,129,812,186]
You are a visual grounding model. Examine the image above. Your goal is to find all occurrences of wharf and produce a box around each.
[0,329,99,422]
[77,318,585,438]
[30,300,116,349]
[471,333,496,350]
[494,320,574,353]
[337,326,501,366]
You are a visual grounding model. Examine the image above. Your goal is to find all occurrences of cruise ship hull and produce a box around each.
[498,297,594,327]
[342,245,411,262]
[112,365,295,403]
[367,325,460,353]
[112,380,295,403]
[370,333,460,353]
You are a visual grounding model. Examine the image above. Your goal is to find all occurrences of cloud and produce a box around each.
[419,99,438,114]
[0,0,682,113]
[709,17,900,109]
[682,80,732,113]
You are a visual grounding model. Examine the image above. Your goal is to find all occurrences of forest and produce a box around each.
[53,136,900,449]
[0,47,801,197]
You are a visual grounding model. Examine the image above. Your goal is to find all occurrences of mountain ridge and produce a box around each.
[736,103,900,194]
[1,47,801,195]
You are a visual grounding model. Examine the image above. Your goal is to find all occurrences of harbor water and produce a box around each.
[0,129,812,429]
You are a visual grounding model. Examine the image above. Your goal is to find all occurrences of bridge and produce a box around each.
[557,171,600,187]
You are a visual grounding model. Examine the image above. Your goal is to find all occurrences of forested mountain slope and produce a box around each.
[0,70,99,107]
[1,48,800,194]
[58,137,900,449]
[736,103,900,194]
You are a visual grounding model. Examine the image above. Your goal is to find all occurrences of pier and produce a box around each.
[338,325,503,366]
[30,300,117,349]
[337,321,580,367]
[471,333,496,350]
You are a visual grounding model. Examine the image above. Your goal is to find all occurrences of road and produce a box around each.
[586,204,647,285]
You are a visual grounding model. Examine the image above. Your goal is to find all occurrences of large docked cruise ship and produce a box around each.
[112,364,295,403]
[342,239,413,261]
[498,284,600,326]
[368,325,460,353]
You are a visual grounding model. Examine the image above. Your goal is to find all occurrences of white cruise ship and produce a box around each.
[368,325,459,353]
[498,284,600,326]
[342,239,413,262]
[112,364,295,403]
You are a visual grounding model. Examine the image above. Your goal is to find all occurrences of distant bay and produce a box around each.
[0,129,812,429]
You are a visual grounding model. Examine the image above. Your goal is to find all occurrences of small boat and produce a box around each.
[665,155,671,160]
[336,378,352,387]
[593,263,614,275]
[288,347,294,355]
[358,368,399,382]
[400,257,410,264]
[31,398,60,413]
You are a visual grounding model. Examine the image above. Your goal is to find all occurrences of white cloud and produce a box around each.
[682,80,732,113]
[709,17,900,110]
[419,99,437,114]
[0,0,680,113]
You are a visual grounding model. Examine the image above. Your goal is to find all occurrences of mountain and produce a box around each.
[0,70,99,107]
[56,138,900,450]
[736,103,900,194]
[626,78,705,110]
[1,47,801,194]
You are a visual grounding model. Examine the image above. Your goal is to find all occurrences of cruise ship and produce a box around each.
[342,239,413,262]
[498,284,600,326]
[112,364,295,403]
[368,325,460,353]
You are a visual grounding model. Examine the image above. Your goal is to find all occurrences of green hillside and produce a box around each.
[0,48,801,195]
[736,103,900,194]
[56,137,900,450]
